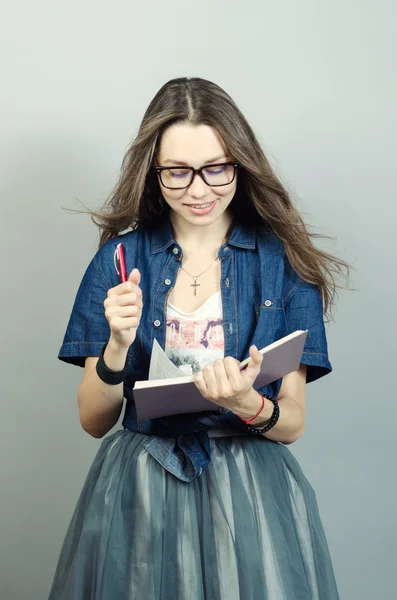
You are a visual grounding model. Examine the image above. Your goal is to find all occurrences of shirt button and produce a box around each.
[164,279,171,286]
[173,247,179,254]
[264,299,273,307]
[154,319,161,327]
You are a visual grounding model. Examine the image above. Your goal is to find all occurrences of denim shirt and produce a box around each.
[58,217,332,482]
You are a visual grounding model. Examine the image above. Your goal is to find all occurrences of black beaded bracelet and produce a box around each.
[95,342,129,385]
[245,394,280,435]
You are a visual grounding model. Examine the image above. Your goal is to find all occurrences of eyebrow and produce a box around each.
[162,155,228,166]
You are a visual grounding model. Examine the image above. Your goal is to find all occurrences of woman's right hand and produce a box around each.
[104,268,143,349]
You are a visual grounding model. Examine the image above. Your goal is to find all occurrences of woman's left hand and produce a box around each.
[193,345,263,413]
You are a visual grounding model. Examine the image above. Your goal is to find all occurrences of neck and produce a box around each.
[170,209,233,253]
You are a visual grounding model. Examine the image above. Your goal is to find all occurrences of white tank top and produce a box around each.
[165,291,224,375]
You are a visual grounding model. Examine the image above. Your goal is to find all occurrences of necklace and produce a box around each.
[175,221,233,295]
[179,256,220,296]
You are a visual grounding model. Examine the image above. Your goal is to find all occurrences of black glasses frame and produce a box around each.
[154,162,241,190]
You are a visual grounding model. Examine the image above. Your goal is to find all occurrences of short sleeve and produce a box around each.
[58,253,111,367]
[284,279,332,383]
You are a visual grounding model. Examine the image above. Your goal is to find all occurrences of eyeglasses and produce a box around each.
[154,162,240,190]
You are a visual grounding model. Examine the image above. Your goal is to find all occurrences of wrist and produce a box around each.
[104,337,129,371]
[235,389,273,425]
[250,403,273,427]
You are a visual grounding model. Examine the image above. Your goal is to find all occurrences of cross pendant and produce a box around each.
[191,277,200,296]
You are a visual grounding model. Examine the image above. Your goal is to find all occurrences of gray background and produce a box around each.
[1,1,395,598]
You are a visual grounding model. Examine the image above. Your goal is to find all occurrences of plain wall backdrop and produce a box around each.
[1,1,395,598]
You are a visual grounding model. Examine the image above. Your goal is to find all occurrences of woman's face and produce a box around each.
[156,123,237,228]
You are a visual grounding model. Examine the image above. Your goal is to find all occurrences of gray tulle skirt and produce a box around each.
[48,429,339,600]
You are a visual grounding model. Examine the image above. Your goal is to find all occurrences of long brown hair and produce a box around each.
[68,77,353,320]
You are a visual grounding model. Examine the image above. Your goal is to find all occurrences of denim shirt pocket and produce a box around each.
[254,297,287,343]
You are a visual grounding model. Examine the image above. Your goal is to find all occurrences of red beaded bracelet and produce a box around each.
[237,393,265,424]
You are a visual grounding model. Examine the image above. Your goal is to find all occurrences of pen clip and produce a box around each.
[114,245,121,277]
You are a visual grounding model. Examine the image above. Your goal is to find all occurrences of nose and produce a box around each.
[186,172,208,199]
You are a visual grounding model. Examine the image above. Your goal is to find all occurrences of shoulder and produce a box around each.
[96,228,143,258]
[255,224,307,300]
[89,227,147,288]
[256,223,285,256]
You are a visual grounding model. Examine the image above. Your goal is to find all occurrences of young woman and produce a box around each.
[49,77,350,599]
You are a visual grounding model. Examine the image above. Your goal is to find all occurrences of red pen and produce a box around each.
[114,243,127,283]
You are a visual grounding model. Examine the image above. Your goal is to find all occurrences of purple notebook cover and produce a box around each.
[133,330,307,420]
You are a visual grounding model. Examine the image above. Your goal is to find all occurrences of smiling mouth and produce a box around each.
[184,201,215,209]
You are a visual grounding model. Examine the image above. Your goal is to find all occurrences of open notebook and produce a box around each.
[132,329,308,420]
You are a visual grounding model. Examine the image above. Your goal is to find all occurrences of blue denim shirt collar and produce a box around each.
[150,217,257,255]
